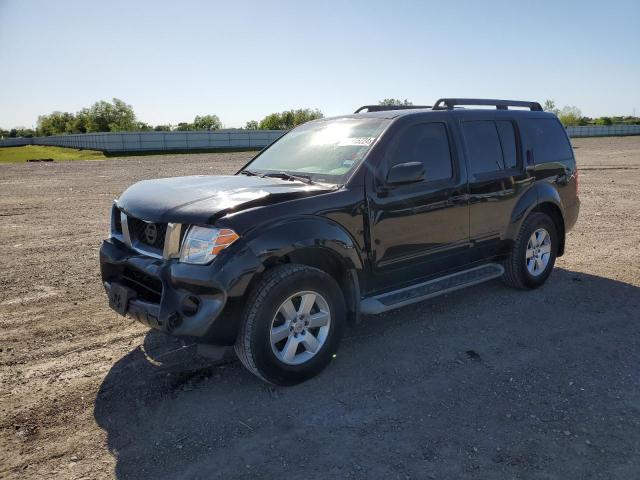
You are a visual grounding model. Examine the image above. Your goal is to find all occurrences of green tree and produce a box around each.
[378,98,413,107]
[245,120,259,130]
[37,111,75,136]
[85,98,137,132]
[9,127,35,137]
[558,106,583,127]
[68,109,89,133]
[175,122,192,131]
[595,117,613,125]
[192,114,222,131]
[258,108,323,130]
[543,99,560,115]
[154,125,171,131]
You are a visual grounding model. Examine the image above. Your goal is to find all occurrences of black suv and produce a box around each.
[101,98,580,385]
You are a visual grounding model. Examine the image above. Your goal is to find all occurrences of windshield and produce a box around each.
[244,117,390,184]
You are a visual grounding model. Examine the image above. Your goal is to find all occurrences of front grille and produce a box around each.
[120,267,162,303]
[128,216,167,251]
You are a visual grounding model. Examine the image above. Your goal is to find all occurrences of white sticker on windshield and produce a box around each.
[338,137,375,147]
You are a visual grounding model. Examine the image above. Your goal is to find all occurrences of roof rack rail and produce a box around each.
[432,98,543,111]
[354,105,432,113]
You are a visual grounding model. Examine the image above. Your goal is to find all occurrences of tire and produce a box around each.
[503,212,558,289]
[235,264,346,385]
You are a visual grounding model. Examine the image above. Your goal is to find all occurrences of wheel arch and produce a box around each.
[507,183,567,256]
[243,217,364,323]
[531,202,565,256]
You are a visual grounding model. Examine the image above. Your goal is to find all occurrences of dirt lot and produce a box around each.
[1,137,639,479]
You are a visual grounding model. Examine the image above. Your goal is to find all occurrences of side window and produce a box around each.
[496,121,518,169]
[462,121,505,174]
[523,118,573,163]
[386,123,453,182]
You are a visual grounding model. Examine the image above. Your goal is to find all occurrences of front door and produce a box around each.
[367,119,470,293]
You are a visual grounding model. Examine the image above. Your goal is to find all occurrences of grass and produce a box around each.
[0,145,261,163]
[0,145,107,163]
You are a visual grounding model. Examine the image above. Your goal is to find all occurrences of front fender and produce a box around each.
[244,216,365,272]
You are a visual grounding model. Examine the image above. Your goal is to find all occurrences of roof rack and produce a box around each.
[354,105,432,113]
[432,98,543,111]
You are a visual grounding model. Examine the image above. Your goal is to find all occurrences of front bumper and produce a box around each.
[100,238,261,345]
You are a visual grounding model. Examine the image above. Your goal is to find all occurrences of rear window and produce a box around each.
[462,121,503,174]
[522,118,573,163]
[462,120,520,175]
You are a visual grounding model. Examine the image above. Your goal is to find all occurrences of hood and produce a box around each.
[117,175,333,224]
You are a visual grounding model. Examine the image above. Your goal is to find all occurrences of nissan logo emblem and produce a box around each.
[144,223,158,245]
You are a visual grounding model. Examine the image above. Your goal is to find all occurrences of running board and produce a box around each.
[360,263,504,315]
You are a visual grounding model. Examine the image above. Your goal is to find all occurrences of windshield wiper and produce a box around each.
[238,169,259,176]
[261,171,314,185]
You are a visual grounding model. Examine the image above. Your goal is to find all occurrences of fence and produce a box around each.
[0,130,285,152]
[565,124,640,137]
[1,124,639,151]
[0,137,35,147]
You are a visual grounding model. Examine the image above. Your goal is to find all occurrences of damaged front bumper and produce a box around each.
[100,238,262,345]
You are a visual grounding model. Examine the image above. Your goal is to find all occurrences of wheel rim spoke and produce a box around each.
[279,299,297,321]
[300,332,320,353]
[539,244,551,255]
[298,293,316,315]
[271,324,290,343]
[526,248,535,259]
[308,311,329,328]
[280,336,300,363]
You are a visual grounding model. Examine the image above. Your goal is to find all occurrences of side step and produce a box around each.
[360,263,504,315]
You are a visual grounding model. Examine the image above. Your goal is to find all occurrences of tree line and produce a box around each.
[0,98,325,138]
[2,98,638,138]
[541,100,639,127]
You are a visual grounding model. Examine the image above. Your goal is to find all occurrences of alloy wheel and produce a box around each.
[526,228,552,276]
[269,291,331,365]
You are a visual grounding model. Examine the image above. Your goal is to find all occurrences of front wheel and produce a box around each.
[235,264,345,385]
[503,212,558,289]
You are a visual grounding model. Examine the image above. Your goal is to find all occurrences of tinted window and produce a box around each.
[387,123,453,182]
[496,121,518,168]
[523,118,573,163]
[462,121,505,174]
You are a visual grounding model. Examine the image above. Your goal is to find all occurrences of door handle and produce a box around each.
[448,194,469,204]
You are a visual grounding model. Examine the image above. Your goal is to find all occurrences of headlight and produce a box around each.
[179,226,239,264]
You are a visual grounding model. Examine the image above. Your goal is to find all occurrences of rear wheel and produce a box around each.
[235,264,345,385]
[503,212,558,289]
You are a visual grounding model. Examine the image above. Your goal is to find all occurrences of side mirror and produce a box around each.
[386,162,425,185]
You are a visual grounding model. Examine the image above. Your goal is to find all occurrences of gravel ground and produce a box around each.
[1,137,639,479]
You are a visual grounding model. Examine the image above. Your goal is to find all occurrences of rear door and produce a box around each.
[367,115,470,292]
[459,112,532,258]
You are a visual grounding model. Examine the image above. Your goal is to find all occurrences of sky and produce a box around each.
[0,0,639,129]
